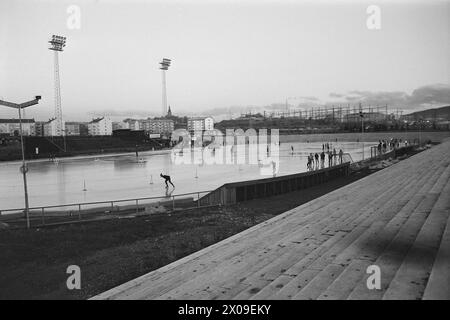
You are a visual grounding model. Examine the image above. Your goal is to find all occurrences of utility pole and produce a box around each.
[359,102,364,160]
[0,96,41,229]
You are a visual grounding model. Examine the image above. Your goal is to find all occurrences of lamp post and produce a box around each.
[359,103,365,160]
[160,58,171,117]
[418,119,423,146]
[0,96,41,228]
[404,120,408,145]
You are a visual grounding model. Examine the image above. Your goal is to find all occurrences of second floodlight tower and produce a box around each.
[48,35,67,136]
[160,58,171,116]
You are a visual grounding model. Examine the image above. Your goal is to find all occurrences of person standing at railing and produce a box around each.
[307,154,312,171]
[320,151,325,169]
[339,149,343,164]
[314,153,319,170]
[328,151,333,167]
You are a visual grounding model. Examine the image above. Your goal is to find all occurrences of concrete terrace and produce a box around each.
[94,140,450,300]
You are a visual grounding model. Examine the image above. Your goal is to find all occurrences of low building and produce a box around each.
[88,117,113,136]
[122,119,140,130]
[0,119,35,136]
[65,122,88,136]
[80,123,89,136]
[140,119,174,134]
[187,116,214,132]
[112,121,129,131]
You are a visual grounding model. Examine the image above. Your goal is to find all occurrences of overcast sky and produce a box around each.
[0,0,449,121]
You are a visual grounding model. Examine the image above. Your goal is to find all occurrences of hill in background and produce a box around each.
[405,105,450,120]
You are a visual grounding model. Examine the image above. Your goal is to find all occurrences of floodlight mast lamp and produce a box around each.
[160,58,171,116]
[0,96,41,229]
[48,35,66,137]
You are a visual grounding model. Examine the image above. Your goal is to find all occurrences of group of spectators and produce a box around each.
[306,148,344,171]
[376,138,409,156]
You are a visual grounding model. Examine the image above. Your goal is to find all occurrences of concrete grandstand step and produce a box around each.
[383,169,450,300]
[319,161,449,299]
[202,162,424,300]
[422,196,450,300]
[264,159,441,300]
[346,162,449,299]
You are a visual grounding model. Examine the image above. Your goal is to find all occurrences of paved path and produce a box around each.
[93,140,450,300]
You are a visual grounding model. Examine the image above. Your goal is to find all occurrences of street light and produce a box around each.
[0,96,41,229]
[359,103,365,160]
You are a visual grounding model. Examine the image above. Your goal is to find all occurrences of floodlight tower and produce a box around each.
[160,58,171,116]
[48,35,66,136]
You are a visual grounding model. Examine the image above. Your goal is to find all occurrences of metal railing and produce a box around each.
[0,190,214,228]
[369,141,419,160]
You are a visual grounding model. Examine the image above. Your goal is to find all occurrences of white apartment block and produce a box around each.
[43,118,65,137]
[204,117,214,130]
[187,117,214,132]
[88,117,113,136]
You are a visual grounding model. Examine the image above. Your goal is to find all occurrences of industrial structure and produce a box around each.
[48,35,67,137]
[240,104,402,123]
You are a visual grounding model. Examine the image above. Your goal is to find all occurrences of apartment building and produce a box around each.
[88,117,113,136]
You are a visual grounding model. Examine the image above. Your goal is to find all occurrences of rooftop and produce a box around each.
[89,117,104,123]
[0,119,35,123]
